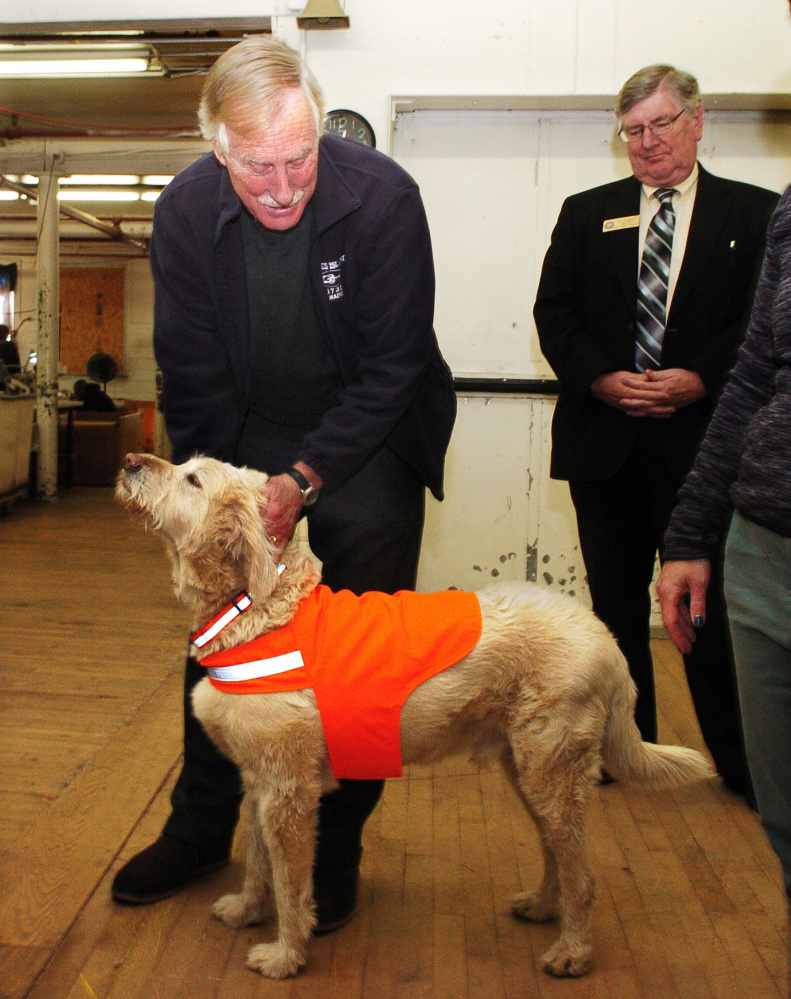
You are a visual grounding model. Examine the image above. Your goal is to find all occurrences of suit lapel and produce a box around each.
[603,178,642,308]
[669,165,728,318]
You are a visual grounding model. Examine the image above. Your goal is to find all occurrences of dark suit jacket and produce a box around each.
[534,164,779,482]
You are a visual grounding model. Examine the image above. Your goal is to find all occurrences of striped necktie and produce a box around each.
[635,187,677,372]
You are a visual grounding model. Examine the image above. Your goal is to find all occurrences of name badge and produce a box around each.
[602,215,640,232]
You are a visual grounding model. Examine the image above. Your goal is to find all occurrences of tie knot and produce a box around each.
[656,188,677,205]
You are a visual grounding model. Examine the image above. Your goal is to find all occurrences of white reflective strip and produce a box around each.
[193,595,253,648]
[207,649,305,682]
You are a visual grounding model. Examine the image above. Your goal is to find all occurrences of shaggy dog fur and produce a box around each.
[116,452,714,980]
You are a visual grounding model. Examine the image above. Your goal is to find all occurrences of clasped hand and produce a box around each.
[591,368,706,417]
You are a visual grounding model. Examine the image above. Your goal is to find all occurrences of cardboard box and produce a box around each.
[70,409,143,486]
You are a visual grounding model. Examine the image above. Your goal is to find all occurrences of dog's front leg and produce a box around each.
[213,786,275,928]
[245,782,320,979]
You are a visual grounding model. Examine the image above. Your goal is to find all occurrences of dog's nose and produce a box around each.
[124,453,143,472]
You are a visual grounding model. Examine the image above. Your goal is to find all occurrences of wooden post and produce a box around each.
[36,160,61,501]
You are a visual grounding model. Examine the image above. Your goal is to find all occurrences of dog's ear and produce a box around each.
[213,482,261,563]
[209,479,281,596]
[177,481,273,600]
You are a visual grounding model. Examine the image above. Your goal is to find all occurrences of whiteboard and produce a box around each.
[392,108,791,379]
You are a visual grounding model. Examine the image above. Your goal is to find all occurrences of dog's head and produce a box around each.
[116,453,287,613]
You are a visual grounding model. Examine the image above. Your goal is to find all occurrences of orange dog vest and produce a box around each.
[199,585,482,780]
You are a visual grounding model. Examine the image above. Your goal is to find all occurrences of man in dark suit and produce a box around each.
[534,64,778,800]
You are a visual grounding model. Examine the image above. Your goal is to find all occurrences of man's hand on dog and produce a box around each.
[265,462,323,556]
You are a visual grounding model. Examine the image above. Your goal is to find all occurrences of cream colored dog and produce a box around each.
[116,452,713,981]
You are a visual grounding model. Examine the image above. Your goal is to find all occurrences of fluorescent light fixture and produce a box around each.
[60,175,141,186]
[0,57,151,77]
[140,191,163,202]
[0,43,161,78]
[0,191,19,201]
[57,190,140,202]
[142,175,174,186]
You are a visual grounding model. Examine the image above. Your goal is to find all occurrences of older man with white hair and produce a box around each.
[111,35,456,931]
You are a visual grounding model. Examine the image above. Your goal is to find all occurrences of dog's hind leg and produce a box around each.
[213,784,275,929]
[506,728,597,977]
[501,751,560,924]
[244,780,320,979]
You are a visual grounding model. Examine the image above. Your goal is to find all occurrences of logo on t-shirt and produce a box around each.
[321,256,344,300]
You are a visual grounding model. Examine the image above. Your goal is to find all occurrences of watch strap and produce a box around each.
[285,467,319,504]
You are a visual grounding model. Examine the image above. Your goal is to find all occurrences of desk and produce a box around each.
[58,399,84,488]
[0,394,36,508]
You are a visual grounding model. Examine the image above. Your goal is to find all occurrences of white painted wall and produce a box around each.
[305,0,791,160]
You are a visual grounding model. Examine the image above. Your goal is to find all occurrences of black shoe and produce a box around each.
[312,864,359,934]
[111,833,229,905]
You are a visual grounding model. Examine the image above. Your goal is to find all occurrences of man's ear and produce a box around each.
[692,102,704,141]
[213,143,227,167]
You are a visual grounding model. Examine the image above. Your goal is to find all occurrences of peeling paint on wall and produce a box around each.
[537,550,588,599]
[526,538,538,582]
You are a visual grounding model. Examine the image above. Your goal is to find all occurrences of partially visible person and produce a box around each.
[110,35,456,931]
[658,180,791,897]
[72,378,118,412]
[0,324,20,371]
[533,64,778,800]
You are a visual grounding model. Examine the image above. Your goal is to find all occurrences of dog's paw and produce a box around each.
[212,892,272,928]
[246,941,306,979]
[540,939,592,977]
[511,890,557,923]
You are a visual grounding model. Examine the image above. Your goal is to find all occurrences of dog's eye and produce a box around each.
[186,473,202,488]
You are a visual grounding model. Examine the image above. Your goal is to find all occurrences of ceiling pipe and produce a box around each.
[0,217,153,239]
[0,173,149,251]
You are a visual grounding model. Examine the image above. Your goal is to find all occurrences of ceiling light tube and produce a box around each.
[0,57,155,77]
[60,175,141,185]
[57,190,141,201]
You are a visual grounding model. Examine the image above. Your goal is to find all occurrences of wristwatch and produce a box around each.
[285,467,320,506]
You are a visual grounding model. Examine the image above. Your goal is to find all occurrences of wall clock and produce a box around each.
[324,109,376,149]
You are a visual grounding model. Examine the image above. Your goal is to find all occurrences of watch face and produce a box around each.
[324,109,376,149]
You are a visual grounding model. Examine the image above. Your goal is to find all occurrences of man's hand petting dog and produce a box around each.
[262,474,301,555]
[264,464,323,556]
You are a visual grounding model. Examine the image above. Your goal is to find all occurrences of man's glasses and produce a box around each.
[618,109,686,144]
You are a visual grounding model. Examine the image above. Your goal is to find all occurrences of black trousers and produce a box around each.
[164,440,426,869]
[568,430,751,793]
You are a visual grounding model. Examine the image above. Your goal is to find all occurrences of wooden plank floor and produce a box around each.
[0,487,788,999]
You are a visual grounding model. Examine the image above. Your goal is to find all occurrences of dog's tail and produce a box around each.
[600,654,715,790]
